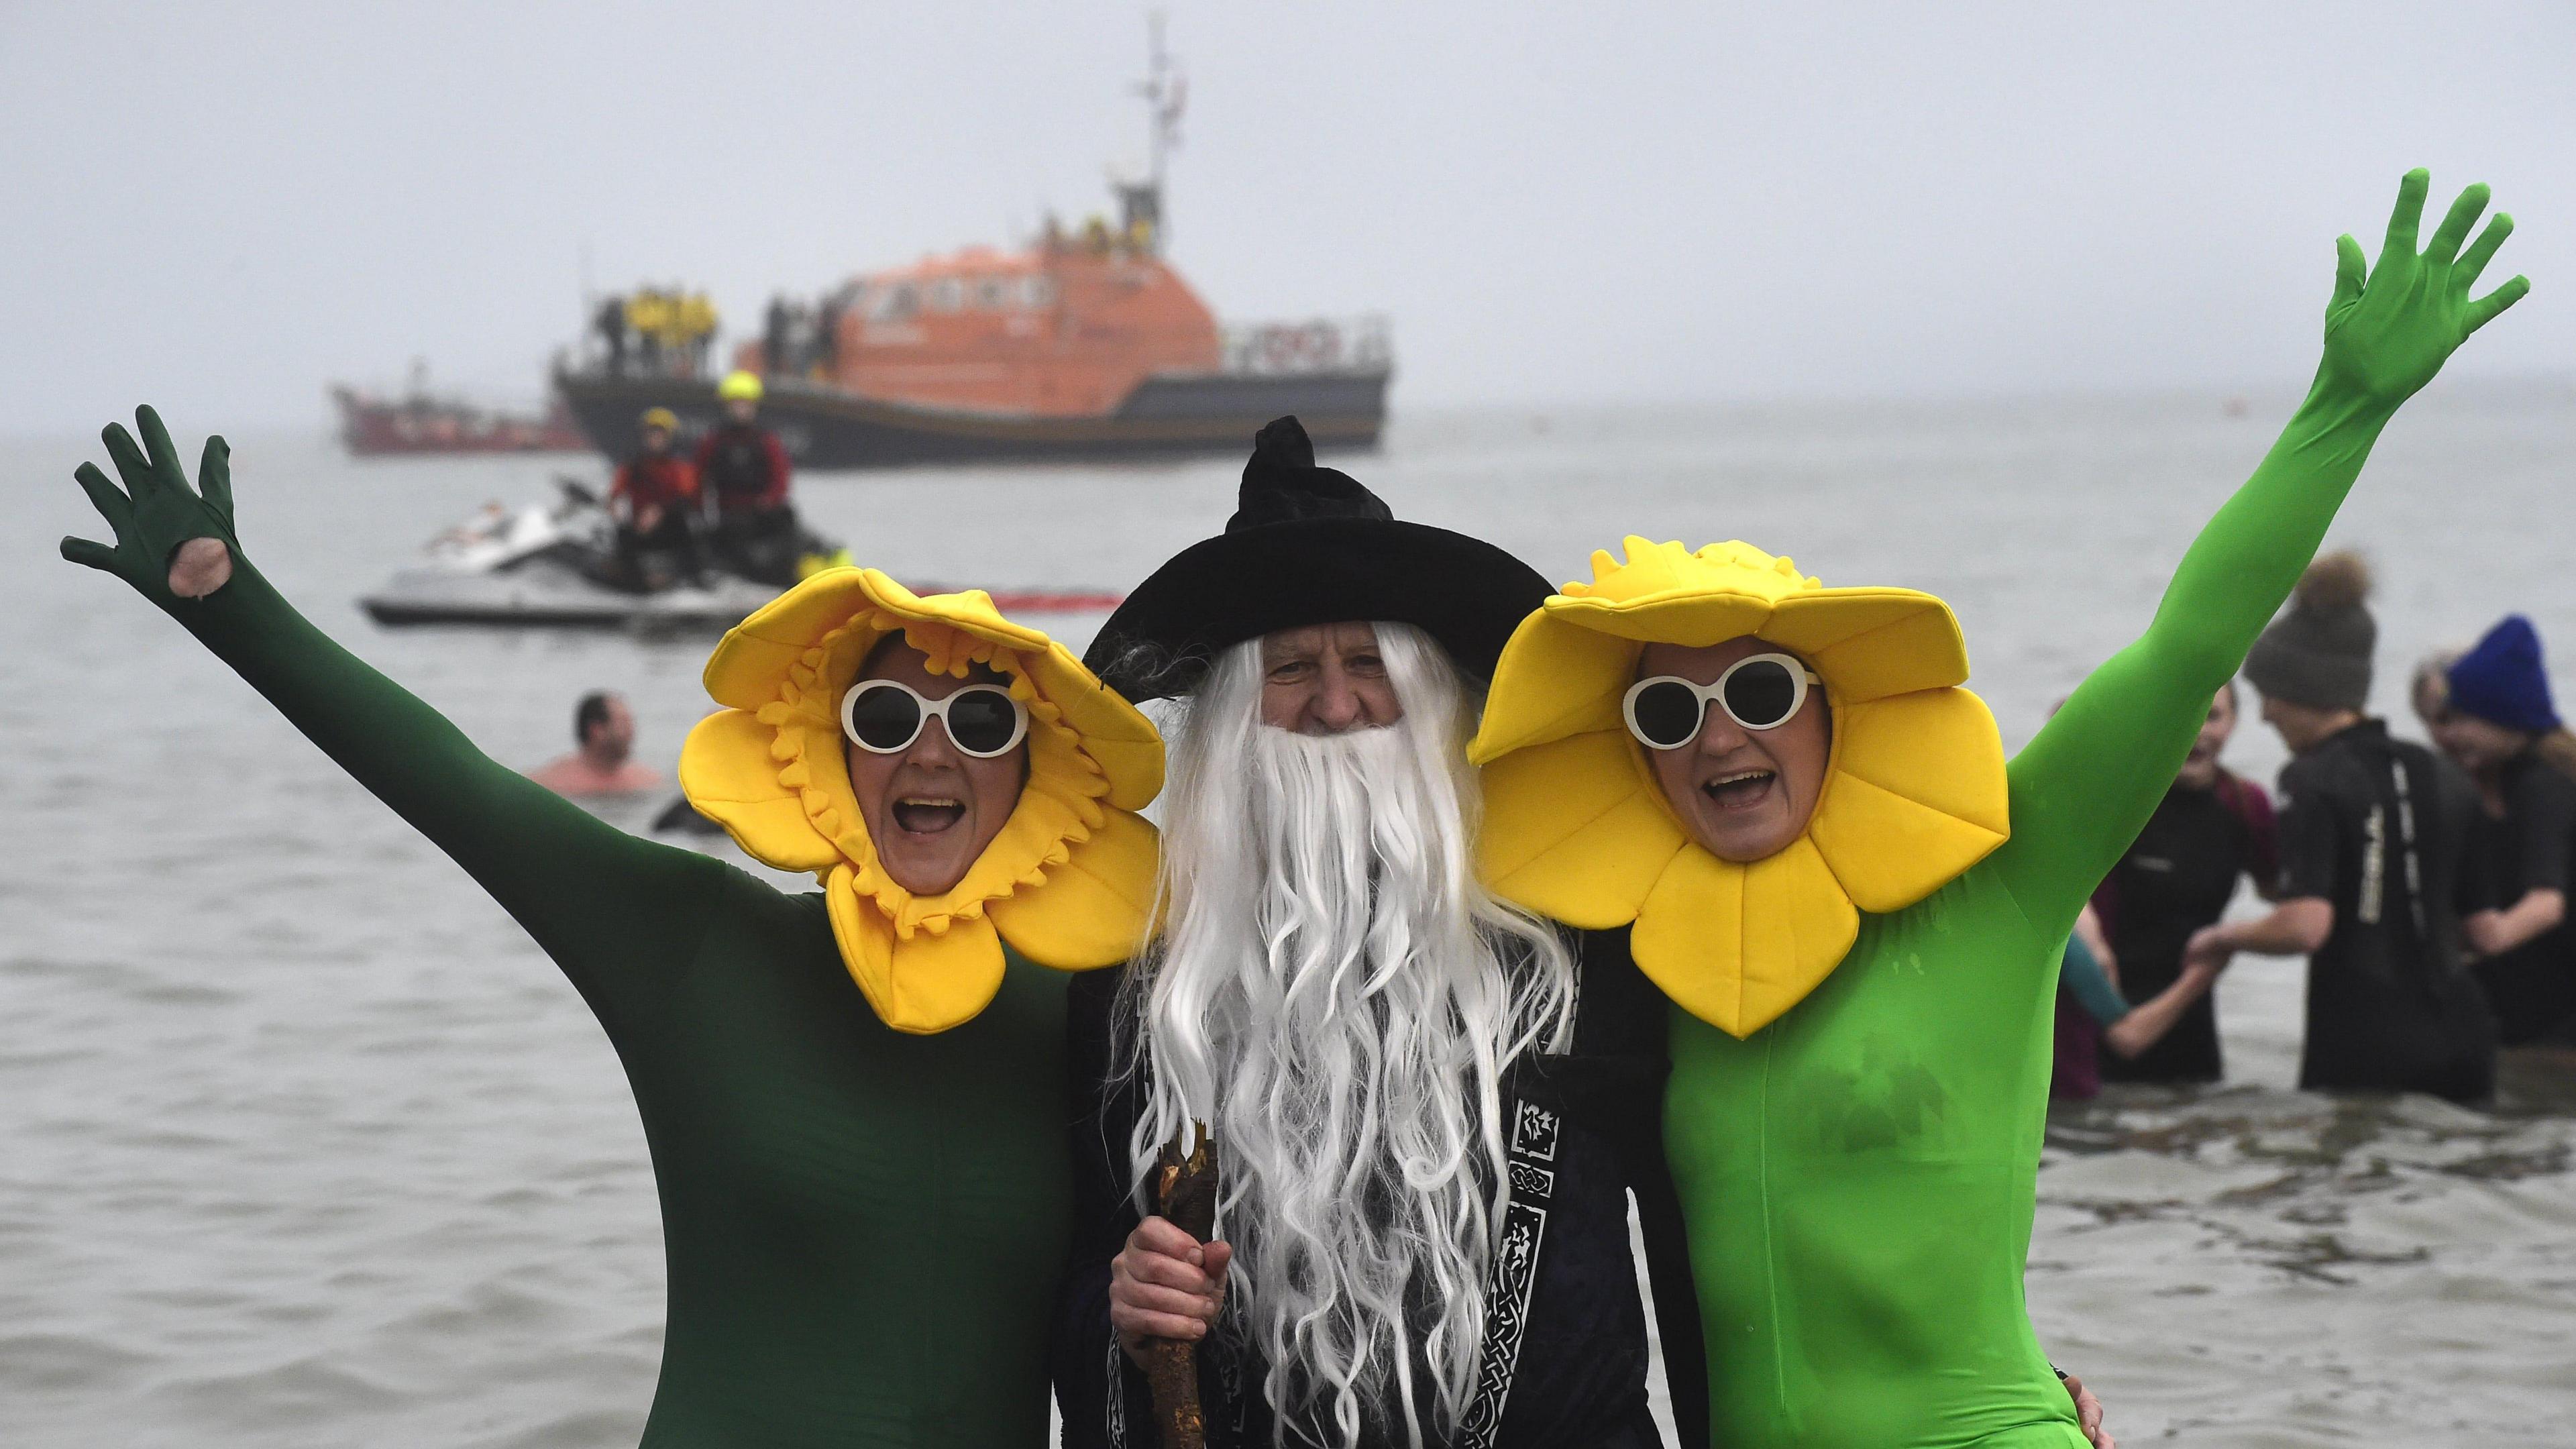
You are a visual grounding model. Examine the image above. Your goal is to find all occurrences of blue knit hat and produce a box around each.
[2446,614,2561,733]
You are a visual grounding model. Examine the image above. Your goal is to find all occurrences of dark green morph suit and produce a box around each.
[64,411,1070,1448]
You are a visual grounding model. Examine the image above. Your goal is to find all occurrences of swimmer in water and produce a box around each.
[528,689,663,796]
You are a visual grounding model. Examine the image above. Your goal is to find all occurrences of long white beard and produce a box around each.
[1128,624,1578,1449]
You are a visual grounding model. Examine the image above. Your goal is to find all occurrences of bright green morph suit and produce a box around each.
[1659,172,2526,1448]
[64,417,1071,1448]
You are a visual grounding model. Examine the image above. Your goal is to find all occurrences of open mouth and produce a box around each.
[892,796,967,835]
[1700,768,1777,812]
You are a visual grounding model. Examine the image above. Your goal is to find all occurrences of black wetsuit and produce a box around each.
[2094,772,2275,1083]
[1052,928,1705,1449]
[2467,752,2576,1046]
[2275,720,2497,1102]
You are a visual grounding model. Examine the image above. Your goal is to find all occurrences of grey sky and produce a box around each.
[7,1,2568,435]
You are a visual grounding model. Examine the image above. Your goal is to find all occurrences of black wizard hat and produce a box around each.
[1085,416,1551,700]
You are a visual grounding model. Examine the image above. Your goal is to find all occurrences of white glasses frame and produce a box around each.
[839,680,1030,758]
[1621,653,1823,749]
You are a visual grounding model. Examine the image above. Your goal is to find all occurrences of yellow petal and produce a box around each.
[1809,689,2009,912]
[1762,590,1970,702]
[678,708,841,874]
[1468,612,1638,763]
[1631,834,1856,1038]
[1476,731,1686,930]
[989,809,1159,969]
[827,868,1008,1034]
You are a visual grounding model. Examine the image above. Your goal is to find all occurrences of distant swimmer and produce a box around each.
[528,690,661,796]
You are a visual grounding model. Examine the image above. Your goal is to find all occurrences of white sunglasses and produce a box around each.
[1621,653,1821,749]
[839,680,1029,758]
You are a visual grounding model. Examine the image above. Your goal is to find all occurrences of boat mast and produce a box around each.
[1124,13,1183,254]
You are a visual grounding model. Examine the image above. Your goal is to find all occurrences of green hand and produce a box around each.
[2318,168,2530,406]
[60,406,243,610]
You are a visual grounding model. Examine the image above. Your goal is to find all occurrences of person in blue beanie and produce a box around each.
[2432,615,2576,1044]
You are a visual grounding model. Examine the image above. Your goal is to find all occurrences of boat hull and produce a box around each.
[554,368,1389,470]
[333,386,588,457]
[361,561,1125,633]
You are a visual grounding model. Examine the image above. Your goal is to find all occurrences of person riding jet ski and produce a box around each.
[606,406,704,590]
[696,370,807,586]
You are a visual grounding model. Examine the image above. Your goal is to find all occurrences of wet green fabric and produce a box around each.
[1661,172,2526,1447]
[63,411,1071,1448]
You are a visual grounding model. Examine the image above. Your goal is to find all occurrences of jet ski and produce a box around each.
[360,480,1124,630]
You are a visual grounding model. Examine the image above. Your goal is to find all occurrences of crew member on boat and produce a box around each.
[608,405,704,588]
[697,369,802,584]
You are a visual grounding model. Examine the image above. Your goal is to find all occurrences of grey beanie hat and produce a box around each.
[2243,551,2375,711]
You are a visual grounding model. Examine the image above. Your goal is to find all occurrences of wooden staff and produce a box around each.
[1144,1122,1220,1449]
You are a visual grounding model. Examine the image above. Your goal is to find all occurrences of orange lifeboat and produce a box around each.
[553,30,1389,470]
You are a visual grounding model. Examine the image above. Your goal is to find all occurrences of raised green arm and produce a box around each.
[60,408,726,1035]
[1993,170,2528,933]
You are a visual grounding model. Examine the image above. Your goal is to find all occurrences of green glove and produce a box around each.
[60,405,244,614]
[2319,168,2528,407]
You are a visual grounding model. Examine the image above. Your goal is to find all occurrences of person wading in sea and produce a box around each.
[1053,420,2112,1448]
[1468,169,2525,1446]
[2193,552,2500,1102]
[2427,615,2576,1046]
[529,689,663,796]
[58,424,1164,1448]
[2088,682,2279,1085]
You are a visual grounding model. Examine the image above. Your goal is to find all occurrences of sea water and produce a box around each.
[4,382,2573,1445]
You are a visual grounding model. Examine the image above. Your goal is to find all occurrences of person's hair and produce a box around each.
[2410,649,2461,718]
[2539,730,2576,784]
[1122,623,1576,1448]
[574,690,616,745]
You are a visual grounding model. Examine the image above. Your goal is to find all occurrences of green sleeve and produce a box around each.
[171,560,725,1031]
[60,411,727,1038]
[177,551,726,1026]
[1989,170,2528,935]
[1989,384,2396,934]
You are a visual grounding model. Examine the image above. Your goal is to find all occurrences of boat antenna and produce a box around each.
[1124,11,1183,254]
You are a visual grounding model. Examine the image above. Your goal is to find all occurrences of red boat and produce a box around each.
[333,364,588,456]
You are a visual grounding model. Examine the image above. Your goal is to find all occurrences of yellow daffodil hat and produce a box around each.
[1467,538,2010,1038]
[680,568,1162,1034]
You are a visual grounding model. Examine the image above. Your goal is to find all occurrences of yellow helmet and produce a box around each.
[718,370,764,403]
[639,407,680,432]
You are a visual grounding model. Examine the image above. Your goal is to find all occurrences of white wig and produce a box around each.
[1126,621,1577,1448]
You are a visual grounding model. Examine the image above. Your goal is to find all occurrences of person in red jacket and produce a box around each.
[696,370,801,583]
[608,407,704,589]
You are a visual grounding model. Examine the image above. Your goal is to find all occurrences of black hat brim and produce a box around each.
[1085,518,1551,701]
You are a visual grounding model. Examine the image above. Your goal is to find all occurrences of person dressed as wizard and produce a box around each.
[1057,417,1705,1449]
[1465,172,2526,1446]
[57,419,1161,1448]
[1054,421,2110,1447]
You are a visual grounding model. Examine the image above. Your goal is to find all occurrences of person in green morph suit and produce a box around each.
[1467,171,2527,1446]
[58,420,1163,1448]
